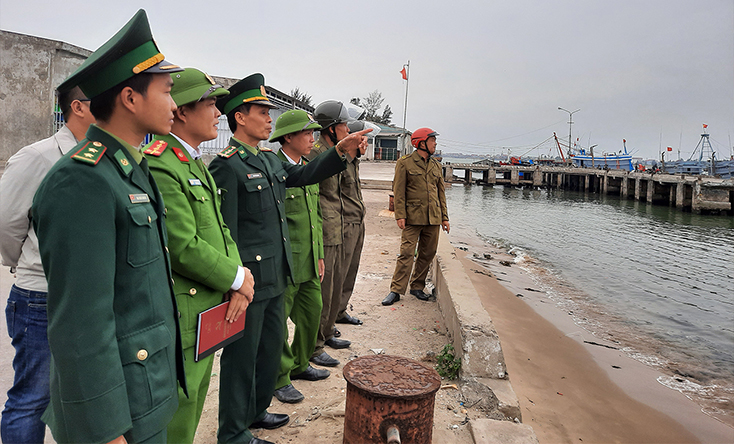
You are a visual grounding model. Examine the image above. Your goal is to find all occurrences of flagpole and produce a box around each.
[402,60,410,155]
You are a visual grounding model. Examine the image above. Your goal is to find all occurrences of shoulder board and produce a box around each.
[259,147,273,152]
[218,146,238,158]
[172,146,189,163]
[71,141,106,165]
[143,140,168,156]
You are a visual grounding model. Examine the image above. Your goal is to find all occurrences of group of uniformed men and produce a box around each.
[0,8,448,444]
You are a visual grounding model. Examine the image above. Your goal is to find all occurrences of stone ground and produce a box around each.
[193,187,479,443]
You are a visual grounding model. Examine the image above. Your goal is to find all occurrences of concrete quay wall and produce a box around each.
[431,232,538,443]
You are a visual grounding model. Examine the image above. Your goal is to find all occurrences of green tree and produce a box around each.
[352,90,392,125]
[290,87,313,108]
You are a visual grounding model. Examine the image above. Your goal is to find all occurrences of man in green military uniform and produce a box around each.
[383,128,450,306]
[269,110,330,404]
[208,74,370,444]
[307,100,355,368]
[142,68,255,443]
[31,10,186,444]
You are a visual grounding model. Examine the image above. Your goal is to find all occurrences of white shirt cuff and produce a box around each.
[230,266,245,291]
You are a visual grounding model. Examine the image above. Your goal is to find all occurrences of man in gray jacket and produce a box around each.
[0,86,94,443]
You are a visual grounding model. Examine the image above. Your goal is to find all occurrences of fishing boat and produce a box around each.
[554,133,633,171]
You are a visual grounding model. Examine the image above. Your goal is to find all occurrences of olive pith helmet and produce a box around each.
[313,100,350,129]
[411,127,439,148]
[216,73,277,115]
[170,68,229,107]
[57,9,182,98]
[269,110,322,143]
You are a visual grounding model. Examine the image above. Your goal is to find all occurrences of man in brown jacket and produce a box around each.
[383,128,449,306]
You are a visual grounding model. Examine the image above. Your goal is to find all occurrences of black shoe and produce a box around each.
[273,384,304,404]
[249,438,274,444]
[382,291,401,306]
[333,327,341,337]
[292,365,330,381]
[310,351,340,367]
[250,412,289,430]
[336,313,363,325]
[325,337,351,349]
[410,289,434,301]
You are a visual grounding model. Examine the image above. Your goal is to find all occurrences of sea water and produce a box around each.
[443,175,734,424]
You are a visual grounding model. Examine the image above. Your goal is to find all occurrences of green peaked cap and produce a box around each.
[216,73,277,115]
[57,9,182,98]
[170,68,229,107]
[269,109,321,142]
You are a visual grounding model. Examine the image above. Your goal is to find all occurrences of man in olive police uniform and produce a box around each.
[31,10,186,444]
[208,74,370,444]
[270,110,330,404]
[307,100,355,368]
[143,68,255,444]
[383,128,450,306]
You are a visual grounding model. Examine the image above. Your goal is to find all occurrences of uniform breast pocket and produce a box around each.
[188,187,215,228]
[126,205,162,267]
[118,322,175,420]
[284,189,306,216]
[244,178,273,214]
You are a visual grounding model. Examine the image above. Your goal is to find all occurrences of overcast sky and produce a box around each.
[2,0,732,159]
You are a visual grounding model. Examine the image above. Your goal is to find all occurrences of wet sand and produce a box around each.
[452,240,734,443]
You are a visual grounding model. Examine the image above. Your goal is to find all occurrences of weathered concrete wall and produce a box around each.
[0,30,90,161]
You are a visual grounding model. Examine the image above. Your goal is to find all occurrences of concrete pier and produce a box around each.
[444,163,734,215]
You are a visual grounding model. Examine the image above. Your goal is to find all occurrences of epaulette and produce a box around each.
[143,140,167,156]
[218,146,238,158]
[259,147,273,152]
[71,141,106,165]
[172,146,189,163]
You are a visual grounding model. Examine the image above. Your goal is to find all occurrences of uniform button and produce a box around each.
[178,311,182,318]
[312,241,315,244]
[171,278,175,285]
[189,288,197,295]
[283,238,287,242]
[309,209,313,212]
[257,185,262,190]
[165,246,169,253]
[306,193,309,196]
[256,255,262,261]
[290,194,295,199]
[271,182,274,186]
[201,196,205,202]
[137,349,148,361]
[311,225,315,229]
[280,219,284,223]
[277,200,280,204]
[164,207,168,215]
[282,176,285,180]
[148,216,152,223]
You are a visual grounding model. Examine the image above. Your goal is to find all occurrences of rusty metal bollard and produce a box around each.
[342,355,441,444]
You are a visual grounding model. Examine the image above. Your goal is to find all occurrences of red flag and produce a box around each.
[667,147,673,152]
[703,123,708,129]
[400,67,407,80]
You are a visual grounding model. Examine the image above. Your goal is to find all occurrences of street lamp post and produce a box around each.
[558,107,580,159]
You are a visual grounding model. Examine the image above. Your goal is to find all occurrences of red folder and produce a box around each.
[195,301,246,362]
